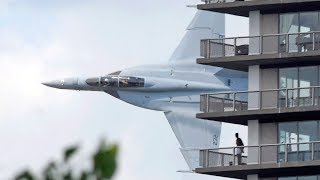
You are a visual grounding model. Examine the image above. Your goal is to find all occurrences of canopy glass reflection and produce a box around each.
[86,76,145,88]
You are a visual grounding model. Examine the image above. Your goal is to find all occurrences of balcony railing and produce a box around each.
[182,141,320,169]
[200,86,320,113]
[200,31,320,59]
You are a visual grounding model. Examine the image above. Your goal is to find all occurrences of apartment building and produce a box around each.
[192,0,320,180]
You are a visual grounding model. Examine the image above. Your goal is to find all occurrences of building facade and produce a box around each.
[192,0,320,180]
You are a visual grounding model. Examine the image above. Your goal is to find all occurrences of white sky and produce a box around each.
[0,0,249,179]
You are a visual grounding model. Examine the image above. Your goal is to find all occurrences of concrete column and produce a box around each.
[260,123,278,164]
[247,174,259,180]
[261,14,279,53]
[248,120,260,164]
[249,11,261,55]
[248,65,261,110]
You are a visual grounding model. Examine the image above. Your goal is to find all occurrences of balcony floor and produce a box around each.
[196,160,320,179]
[197,0,320,17]
[197,106,320,125]
[197,51,320,72]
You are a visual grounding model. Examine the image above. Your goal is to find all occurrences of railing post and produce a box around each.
[312,87,315,106]
[206,149,209,168]
[260,35,263,54]
[297,88,300,107]
[233,147,236,166]
[285,144,288,162]
[221,154,225,166]
[258,145,262,164]
[312,142,315,160]
[222,98,225,112]
[285,89,289,108]
[286,34,290,52]
[277,90,280,108]
[259,91,262,109]
[233,93,236,111]
[222,38,226,57]
[206,95,210,113]
[234,37,237,56]
[313,32,316,51]
[207,40,211,58]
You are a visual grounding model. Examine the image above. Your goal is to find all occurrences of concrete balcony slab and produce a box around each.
[196,160,320,179]
[197,0,320,17]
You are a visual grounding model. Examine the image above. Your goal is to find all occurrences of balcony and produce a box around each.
[198,31,320,71]
[198,86,320,125]
[183,141,320,179]
[197,0,320,17]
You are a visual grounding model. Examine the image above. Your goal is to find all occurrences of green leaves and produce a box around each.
[93,142,118,180]
[64,146,78,163]
[42,161,57,180]
[13,140,118,180]
[14,170,36,180]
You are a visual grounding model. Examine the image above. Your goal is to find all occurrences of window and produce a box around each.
[87,76,145,88]
[100,76,118,88]
[279,66,319,107]
[86,77,100,87]
[280,11,320,52]
[279,176,320,180]
[278,121,320,162]
[119,76,144,88]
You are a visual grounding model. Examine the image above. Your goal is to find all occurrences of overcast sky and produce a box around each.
[0,0,248,179]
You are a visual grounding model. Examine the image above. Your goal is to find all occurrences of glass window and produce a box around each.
[298,176,317,180]
[300,12,319,32]
[280,13,299,34]
[279,68,298,107]
[280,68,298,89]
[280,12,320,52]
[279,177,297,180]
[280,13,299,52]
[298,121,318,161]
[279,176,320,180]
[278,121,320,162]
[299,66,318,106]
[119,76,144,88]
[86,77,100,87]
[100,76,118,87]
[279,122,298,162]
[279,66,319,107]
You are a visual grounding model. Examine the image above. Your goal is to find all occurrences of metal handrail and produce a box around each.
[182,141,320,168]
[200,86,320,113]
[182,140,320,151]
[201,31,320,58]
[204,31,320,41]
[202,85,320,96]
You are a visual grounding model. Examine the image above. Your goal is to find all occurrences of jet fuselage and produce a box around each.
[43,63,247,112]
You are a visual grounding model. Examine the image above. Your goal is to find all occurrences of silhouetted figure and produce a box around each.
[235,133,244,165]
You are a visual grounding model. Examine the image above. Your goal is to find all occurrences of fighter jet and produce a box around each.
[42,10,248,170]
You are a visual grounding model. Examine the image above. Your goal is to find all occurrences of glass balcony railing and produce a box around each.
[182,141,320,170]
[200,31,320,59]
[200,86,320,113]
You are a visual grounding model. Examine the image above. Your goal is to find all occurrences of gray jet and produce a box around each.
[43,10,248,170]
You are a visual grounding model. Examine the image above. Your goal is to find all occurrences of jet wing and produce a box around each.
[164,111,221,170]
[169,10,225,65]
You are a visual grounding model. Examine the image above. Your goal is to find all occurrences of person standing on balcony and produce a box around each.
[235,133,244,165]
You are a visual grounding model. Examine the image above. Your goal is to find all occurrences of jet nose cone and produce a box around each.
[42,80,62,88]
[42,78,79,90]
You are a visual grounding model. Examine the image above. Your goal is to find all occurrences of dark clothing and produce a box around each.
[236,137,244,165]
[236,138,244,146]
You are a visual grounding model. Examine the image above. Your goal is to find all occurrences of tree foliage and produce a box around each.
[14,141,118,180]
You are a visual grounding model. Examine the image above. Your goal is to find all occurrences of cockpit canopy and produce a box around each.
[86,76,145,88]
